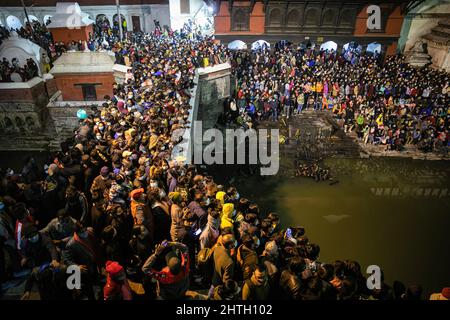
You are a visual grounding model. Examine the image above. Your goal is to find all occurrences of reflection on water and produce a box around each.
[231,157,450,297]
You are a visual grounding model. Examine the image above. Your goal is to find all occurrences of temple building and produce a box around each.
[208,0,426,56]
[0,0,171,34]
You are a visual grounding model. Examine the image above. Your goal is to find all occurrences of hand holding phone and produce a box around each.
[285,228,292,239]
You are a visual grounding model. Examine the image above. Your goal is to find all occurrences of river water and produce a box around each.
[223,157,450,297]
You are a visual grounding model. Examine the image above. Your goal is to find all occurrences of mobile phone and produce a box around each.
[286,228,292,238]
[194,228,202,236]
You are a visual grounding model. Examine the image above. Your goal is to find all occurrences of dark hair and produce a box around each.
[334,260,347,280]
[260,218,272,231]
[289,257,306,274]
[237,198,250,214]
[318,264,334,281]
[307,276,323,293]
[405,285,422,301]
[220,227,234,236]
[306,243,320,261]
[56,208,67,218]
[248,204,259,216]
[254,262,267,273]
[65,185,77,196]
[209,210,220,219]
[226,186,236,195]
[345,260,362,278]
[267,212,279,222]
[339,278,356,300]
[240,232,254,248]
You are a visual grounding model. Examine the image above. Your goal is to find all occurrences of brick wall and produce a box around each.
[214,1,265,35]
[354,5,404,37]
[0,80,47,103]
[49,25,93,44]
[54,72,114,101]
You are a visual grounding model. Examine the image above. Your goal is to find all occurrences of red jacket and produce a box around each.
[103,276,132,300]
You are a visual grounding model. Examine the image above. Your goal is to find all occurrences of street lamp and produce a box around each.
[116,0,123,41]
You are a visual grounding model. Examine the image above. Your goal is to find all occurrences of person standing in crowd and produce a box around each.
[142,240,190,300]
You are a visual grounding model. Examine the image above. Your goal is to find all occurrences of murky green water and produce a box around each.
[230,157,450,296]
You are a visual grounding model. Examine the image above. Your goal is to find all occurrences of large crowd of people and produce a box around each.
[226,45,449,153]
[0,22,449,300]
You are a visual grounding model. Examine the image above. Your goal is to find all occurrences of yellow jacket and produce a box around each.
[220,203,235,229]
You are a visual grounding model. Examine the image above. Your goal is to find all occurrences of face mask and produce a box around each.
[150,182,158,188]
[234,192,240,200]
[159,190,166,198]
[28,234,39,243]
[254,238,260,249]
[96,135,102,140]
[205,198,211,206]
[78,231,88,239]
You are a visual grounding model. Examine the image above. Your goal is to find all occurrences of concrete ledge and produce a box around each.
[48,100,106,108]
[197,63,231,76]
[43,73,54,81]
[0,77,43,89]
[50,52,115,74]
[171,74,200,165]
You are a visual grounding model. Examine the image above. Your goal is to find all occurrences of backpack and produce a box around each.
[196,246,215,286]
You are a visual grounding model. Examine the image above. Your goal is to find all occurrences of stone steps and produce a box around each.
[431,26,450,38]
[438,19,450,29]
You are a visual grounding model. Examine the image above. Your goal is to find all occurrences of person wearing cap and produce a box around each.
[130,188,154,244]
[90,166,112,198]
[103,260,132,300]
[142,240,190,300]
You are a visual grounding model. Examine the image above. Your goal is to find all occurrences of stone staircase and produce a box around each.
[423,19,450,45]
[0,133,51,151]
[265,109,363,160]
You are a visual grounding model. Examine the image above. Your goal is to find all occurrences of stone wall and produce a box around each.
[197,64,231,130]
[171,63,232,164]
[54,72,114,101]
[0,78,49,145]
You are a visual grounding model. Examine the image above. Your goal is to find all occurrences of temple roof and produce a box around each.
[46,2,94,28]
